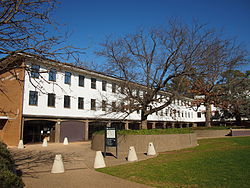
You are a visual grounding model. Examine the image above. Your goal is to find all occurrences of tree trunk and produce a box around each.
[235,113,242,126]
[141,119,148,129]
[141,110,148,129]
[205,103,212,127]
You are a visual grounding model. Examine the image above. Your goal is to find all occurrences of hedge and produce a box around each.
[0,141,24,188]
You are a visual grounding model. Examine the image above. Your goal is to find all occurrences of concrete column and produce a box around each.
[55,119,61,143]
[192,123,197,127]
[180,124,183,128]
[20,117,25,140]
[163,122,167,129]
[171,123,175,128]
[84,120,89,141]
[125,121,129,130]
[152,122,156,129]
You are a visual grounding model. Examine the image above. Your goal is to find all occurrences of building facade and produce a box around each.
[0,54,206,146]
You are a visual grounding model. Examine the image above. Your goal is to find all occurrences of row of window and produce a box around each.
[31,65,192,108]
[29,91,95,110]
[31,65,118,92]
[29,91,198,118]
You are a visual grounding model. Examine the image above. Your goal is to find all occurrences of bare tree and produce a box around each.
[0,0,83,66]
[96,20,247,128]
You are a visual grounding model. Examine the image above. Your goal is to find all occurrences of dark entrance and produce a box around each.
[23,120,56,144]
[60,121,84,142]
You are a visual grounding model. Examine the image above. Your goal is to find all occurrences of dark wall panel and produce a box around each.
[60,121,84,142]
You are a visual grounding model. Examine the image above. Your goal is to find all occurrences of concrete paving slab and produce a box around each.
[10,142,153,188]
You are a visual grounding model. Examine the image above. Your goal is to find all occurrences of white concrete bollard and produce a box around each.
[63,137,69,145]
[51,154,65,173]
[147,142,156,156]
[42,138,48,147]
[18,140,24,149]
[94,151,106,169]
[127,146,138,162]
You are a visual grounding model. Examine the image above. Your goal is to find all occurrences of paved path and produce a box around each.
[10,142,153,188]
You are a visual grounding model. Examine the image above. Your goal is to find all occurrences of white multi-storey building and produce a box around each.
[0,54,206,145]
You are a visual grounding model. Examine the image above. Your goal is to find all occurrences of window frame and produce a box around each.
[78,97,84,109]
[91,99,96,110]
[91,78,96,89]
[79,75,85,87]
[102,100,106,111]
[112,101,116,112]
[47,93,55,107]
[49,68,57,81]
[64,72,71,85]
[31,64,40,78]
[29,91,38,105]
[112,83,116,93]
[64,95,70,108]
[102,80,107,91]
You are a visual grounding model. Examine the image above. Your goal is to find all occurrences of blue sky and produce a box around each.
[54,0,250,70]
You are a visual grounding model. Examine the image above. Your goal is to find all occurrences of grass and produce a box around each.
[95,128,193,135]
[97,137,250,188]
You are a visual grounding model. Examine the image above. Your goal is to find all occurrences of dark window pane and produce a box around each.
[48,93,55,107]
[102,100,106,111]
[29,91,38,105]
[112,83,116,93]
[102,80,106,91]
[197,112,201,118]
[78,97,84,109]
[31,65,40,78]
[79,75,85,87]
[91,99,96,110]
[112,101,116,112]
[65,72,71,84]
[49,69,57,81]
[91,78,96,89]
[64,95,70,108]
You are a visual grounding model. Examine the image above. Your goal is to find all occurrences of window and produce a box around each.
[165,109,168,116]
[160,110,164,116]
[136,90,140,97]
[177,111,180,117]
[197,112,202,118]
[48,93,55,107]
[120,85,125,94]
[64,95,70,108]
[112,83,116,93]
[112,101,116,112]
[91,99,96,110]
[49,69,56,81]
[102,80,107,91]
[31,64,40,78]
[78,97,84,109]
[29,91,38,105]
[91,78,96,89]
[102,100,106,111]
[79,75,85,87]
[65,72,71,84]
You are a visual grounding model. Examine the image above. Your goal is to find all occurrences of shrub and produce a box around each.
[0,141,24,188]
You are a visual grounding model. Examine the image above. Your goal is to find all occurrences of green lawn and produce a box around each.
[97,137,250,188]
